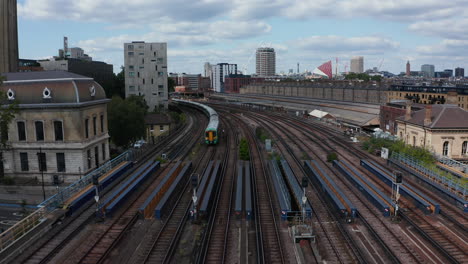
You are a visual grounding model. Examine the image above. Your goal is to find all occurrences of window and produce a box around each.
[158,72,164,76]
[462,141,467,156]
[102,143,106,160]
[85,119,89,138]
[142,58,144,64]
[158,85,164,90]
[442,141,449,156]
[87,149,91,169]
[129,65,134,70]
[157,58,164,63]
[150,124,154,131]
[137,72,140,78]
[37,152,47,172]
[54,121,63,141]
[129,72,135,77]
[17,121,26,141]
[153,51,156,56]
[93,116,97,136]
[139,66,144,69]
[56,153,65,172]
[151,79,153,84]
[95,146,99,168]
[128,51,134,56]
[143,79,145,84]
[128,45,134,50]
[139,52,144,55]
[155,65,158,71]
[160,125,164,131]
[100,115,104,133]
[413,136,416,146]
[20,153,28,171]
[35,121,44,141]
[129,85,135,91]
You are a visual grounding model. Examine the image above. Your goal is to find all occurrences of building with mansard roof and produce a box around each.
[0,71,110,183]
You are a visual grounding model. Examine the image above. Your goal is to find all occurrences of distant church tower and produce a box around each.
[406,61,410,77]
[0,0,19,73]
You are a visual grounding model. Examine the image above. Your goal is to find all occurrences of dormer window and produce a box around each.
[43,87,52,99]
[7,89,15,100]
[89,85,96,97]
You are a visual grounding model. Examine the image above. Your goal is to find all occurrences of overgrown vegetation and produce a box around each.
[327,152,338,162]
[345,73,382,82]
[239,138,250,160]
[361,137,436,164]
[255,127,271,142]
[169,111,186,124]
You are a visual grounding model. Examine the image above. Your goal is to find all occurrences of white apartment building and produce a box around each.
[124,41,168,110]
[212,63,237,93]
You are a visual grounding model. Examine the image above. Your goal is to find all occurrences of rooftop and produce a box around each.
[1,71,91,82]
[397,104,468,129]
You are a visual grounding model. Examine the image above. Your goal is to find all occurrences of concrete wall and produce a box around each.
[240,82,388,104]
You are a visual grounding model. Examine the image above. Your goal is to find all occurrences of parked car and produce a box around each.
[133,139,146,148]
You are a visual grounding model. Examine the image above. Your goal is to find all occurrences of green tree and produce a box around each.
[0,77,19,149]
[127,95,149,114]
[168,77,175,93]
[113,67,126,98]
[108,96,146,148]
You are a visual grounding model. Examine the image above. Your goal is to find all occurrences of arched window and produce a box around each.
[442,141,449,156]
[413,136,416,146]
[462,141,468,156]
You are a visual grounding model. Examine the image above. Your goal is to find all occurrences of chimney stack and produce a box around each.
[424,105,432,126]
[405,101,412,120]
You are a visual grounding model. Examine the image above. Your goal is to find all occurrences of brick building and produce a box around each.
[224,74,264,93]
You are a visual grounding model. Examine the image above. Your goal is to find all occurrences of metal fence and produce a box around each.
[0,150,132,253]
[390,152,467,197]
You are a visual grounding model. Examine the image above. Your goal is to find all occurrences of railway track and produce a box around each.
[238,112,361,263]
[17,113,195,264]
[197,117,235,263]
[284,112,468,263]
[225,109,287,264]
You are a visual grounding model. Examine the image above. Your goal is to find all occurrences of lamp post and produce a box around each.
[38,147,46,201]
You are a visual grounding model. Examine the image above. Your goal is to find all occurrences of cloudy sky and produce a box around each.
[17,0,468,75]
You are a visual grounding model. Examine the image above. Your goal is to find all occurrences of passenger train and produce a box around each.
[172,99,219,145]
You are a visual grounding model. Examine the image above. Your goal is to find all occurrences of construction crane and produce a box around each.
[242,41,271,75]
[377,58,385,72]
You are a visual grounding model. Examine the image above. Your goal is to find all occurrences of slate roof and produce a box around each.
[0,71,107,104]
[396,104,468,129]
[1,71,91,81]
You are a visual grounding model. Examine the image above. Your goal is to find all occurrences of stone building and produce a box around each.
[0,71,111,183]
[396,104,468,161]
[144,114,171,144]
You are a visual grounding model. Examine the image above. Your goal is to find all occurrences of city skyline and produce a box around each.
[15,0,468,75]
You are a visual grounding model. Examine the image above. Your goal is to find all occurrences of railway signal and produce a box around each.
[392,171,403,221]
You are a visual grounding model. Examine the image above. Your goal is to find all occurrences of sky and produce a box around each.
[17,0,468,75]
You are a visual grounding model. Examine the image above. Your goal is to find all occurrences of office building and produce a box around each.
[0,71,111,182]
[124,41,168,110]
[256,47,276,76]
[177,74,201,91]
[0,0,18,73]
[224,74,264,93]
[455,67,465,78]
[39,58,113,89]
[350,56,364,73]
[444,69,453,77]
[406,61,410,76]
[421,64,435,78]
[211,63,237,93]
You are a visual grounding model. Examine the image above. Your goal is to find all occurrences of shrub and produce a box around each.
[239,138,250,160]
[327,152,338,162]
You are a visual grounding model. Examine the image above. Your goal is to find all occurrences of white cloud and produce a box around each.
[409,19,468,40]
[293,35,399,55]
[416,39,468,57]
